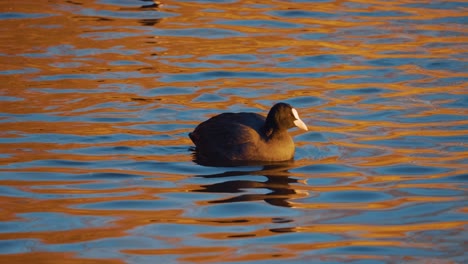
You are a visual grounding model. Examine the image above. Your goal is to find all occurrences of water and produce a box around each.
[0,0,467,263]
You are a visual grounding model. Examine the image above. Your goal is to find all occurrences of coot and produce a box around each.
[189,103,308,163]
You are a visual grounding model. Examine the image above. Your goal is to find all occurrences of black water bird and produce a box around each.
[189,103,308,164]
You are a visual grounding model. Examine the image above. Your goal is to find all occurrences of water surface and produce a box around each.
[0,0,467,263]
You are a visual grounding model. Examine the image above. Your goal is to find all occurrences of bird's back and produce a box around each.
[189,112,266,161]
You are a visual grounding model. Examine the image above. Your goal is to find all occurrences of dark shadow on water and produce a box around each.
[139,19,161,26]
[192,158,301,207]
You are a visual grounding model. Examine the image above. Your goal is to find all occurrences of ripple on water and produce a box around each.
[292,164,353,174]
[74,199,182,211]
[0,213,113,233]
[360,137,438,149]
[317,190,393,203]
[319,245,442,259]
[0,12,51,20]
[216,19,301,29]
[332,87,391,96]
[279,54,349,68]
[269,10,336,19]
[193,93,227,103]
[376,164,452,175]
[0,239,41,255]
[0,0,467,263]
[329,200,467,225]
[368,58,468,72]
[186,201,303,219]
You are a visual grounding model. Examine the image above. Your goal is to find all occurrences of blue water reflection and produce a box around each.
[0,0,466,263]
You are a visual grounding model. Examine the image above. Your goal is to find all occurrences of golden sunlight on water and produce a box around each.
[0,0,467,263]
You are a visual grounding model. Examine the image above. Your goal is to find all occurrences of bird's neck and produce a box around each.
[263,124,287,140]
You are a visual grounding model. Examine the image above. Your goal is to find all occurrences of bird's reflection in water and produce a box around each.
[193,160,305,208]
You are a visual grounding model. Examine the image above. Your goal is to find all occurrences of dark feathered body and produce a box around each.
[190,112,295,162]
[190,103,308,163]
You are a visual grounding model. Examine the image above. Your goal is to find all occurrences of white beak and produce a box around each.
[292,108,308,131]
[294,118,308,131]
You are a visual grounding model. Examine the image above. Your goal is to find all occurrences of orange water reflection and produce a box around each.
[1,0,467,263]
